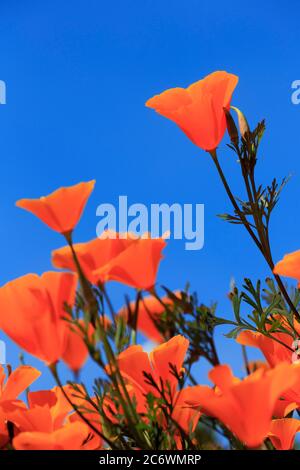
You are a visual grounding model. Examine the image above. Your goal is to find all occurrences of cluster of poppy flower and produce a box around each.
[1,71,300,451]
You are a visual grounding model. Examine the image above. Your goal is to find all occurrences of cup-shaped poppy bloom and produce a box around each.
[117,292,181,343]
[146,71,239,151]
[267,418,300,450]
[13,421,89,450]
[111,335,200,439]
[0,365,41,447]
[52,232,166,290]
[16,180,95,235]
[274,250,300,287]
[237,327,300,410]
[0,272,77,364]
[237,329,293,368]
[185,363,300,448]
[7,386,73,434]
[8,385,98,450]
[116,335,188,396]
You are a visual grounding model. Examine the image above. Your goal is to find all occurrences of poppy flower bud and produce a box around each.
[223,107,239,146]
[231,106,250,138]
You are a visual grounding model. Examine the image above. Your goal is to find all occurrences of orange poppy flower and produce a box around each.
[117,292,181,343]
[0,365,41,448]
[237,328,300,409]
[146,71,239,151]
[0,272,77,364]
[16,180,95,235]
[52,232,166,290]
[185,363,300,448]
[267,418,300,450]
[8,386,73,434]
[8,385,98,450]
[274,250,300,287]
[237,330,292,368]
[0,365,41,404]
[13,421,89,450]
[113,336,200,439]
[116,335,188,395]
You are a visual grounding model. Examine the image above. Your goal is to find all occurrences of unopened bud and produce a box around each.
[231,106,250,138]
[223,107,239,146]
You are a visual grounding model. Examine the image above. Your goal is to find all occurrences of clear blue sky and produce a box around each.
[0,0,300,390]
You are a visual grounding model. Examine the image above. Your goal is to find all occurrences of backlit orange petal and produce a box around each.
[8,404,54,434]
[0,272,77,364]
[116,345,152,392]
[52,234,134,283]
[28,389,57,409]
[274,250,300,286]
[146,88,192,119]
[93,237,166,289]
[208,364,236,391]
[273,398,299,418]
[186,362,300,448]
[150,335,189,393]
[52,233,165,289]
[13,421,89,450]
[1,366,41,402]
[268,418,300,450]
[61,322,90,373]
[146,71,238,151]
[172,387,201,435]
[237,330,292,367]
[16,180,95,234]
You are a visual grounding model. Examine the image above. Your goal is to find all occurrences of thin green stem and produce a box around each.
[210,150,300,324]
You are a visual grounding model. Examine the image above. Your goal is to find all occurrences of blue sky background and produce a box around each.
[0,0,300,391]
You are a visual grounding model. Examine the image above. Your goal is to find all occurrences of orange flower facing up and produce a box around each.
[267,418,300,450]
[146,71,239,151]
[185,363,300,448]
[16,180,95,235]
[8,386,73,434]
[237,330,293,368]
[117,292,181,343]
[52,232,166,290]
[0,272,77,364]
[112,336,200,438]
[237,328,300,411]
[8,385,97,450]
[13,421,90,450]
[0,365,41,447]
[274,250,300,287]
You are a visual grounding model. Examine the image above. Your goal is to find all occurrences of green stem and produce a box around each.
[210,150,300,324]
